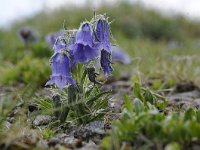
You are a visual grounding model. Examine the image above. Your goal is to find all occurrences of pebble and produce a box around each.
[48,137,60,147]
[78,140,97,150]
[85,121,105,135]
[33,115,52,126]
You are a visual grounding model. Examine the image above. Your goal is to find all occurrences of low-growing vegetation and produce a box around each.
[0,1,200,150]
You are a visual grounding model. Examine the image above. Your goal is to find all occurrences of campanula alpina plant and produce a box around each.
[45,13,115,124]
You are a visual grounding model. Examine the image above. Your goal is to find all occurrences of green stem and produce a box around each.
[59,106,70,123]
[80,67,87,86]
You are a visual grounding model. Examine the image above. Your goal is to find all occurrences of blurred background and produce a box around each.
[0,0,200,93]
[1,0,200,28]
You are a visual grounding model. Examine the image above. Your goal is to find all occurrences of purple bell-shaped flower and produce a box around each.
[45,31,63,45]
[95,19,111,53]
[69,22,99,64]
[96,18,113,76]
[54,38,66,53]
[111,46,131,64]
[75,23,93,47]
[46,52,74,89]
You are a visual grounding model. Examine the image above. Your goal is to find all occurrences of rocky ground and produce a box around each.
[1,79,200,150]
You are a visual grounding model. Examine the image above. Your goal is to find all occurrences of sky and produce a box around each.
[0,0,200,28]
[139,0,200,19]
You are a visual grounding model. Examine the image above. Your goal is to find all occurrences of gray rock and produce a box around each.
[168,90,200,102]
[33,115,52,126]
[166,88,200,110]
[3,121,11,130]
[37,139,48,149]
[192,99,200,109]
[7,117,15,123]
[8,102,23,118]
[64,136,82,148]
[85,121,105,135]
[64,136,76,144]
[48,137,60,147]
[78,140,97,150]
[56,133,68,139]
[71,121,105,142]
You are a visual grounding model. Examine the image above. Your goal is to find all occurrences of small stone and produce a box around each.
[38,139,48,149]
[7,117,15,123]
[8,106,21,118]
[62,136,82,148]
[33,115,52,126]
[85,121,105,135]
[4,121,11,129]
[72,121,105,142]
[48,137,60,147]
[79,140,97,150]
[194,99,200,108]
[64,137,76,145]
[56,133,68,139]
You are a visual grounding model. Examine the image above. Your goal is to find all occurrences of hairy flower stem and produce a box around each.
[60,84,80,123]
[52,94,61,119]
[75,103,87,124]
[59,107,70,123]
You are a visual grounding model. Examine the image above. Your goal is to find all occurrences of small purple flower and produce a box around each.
[70,43,99,64]
[100,50,113,77]
[18,26,39,45]
[46,53,74,89]
[96,19,111,53]
[45,32,63,45]
[54,38,66,53]
[111,46,131,64]
[75,22,93,47]
[69,22,99,64]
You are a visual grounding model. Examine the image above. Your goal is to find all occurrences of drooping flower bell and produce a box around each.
[70,44,99,64]
[45,31,63,45]
[46,52,74,89]
[75,23,93,47]
[54,38,66,53]
[111,46,131,64]
[95,18,111,53]
[96,18,113,76]
[69,22,99,64]
[100,50,113,77]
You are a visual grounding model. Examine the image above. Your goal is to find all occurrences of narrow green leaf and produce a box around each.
[123,95,133,113]
[86,91,111,105]
[133,82,142,100]
[133,98,144,114]
[196,110,200,123]
[144,89,154,104]
[184,108,196,121]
